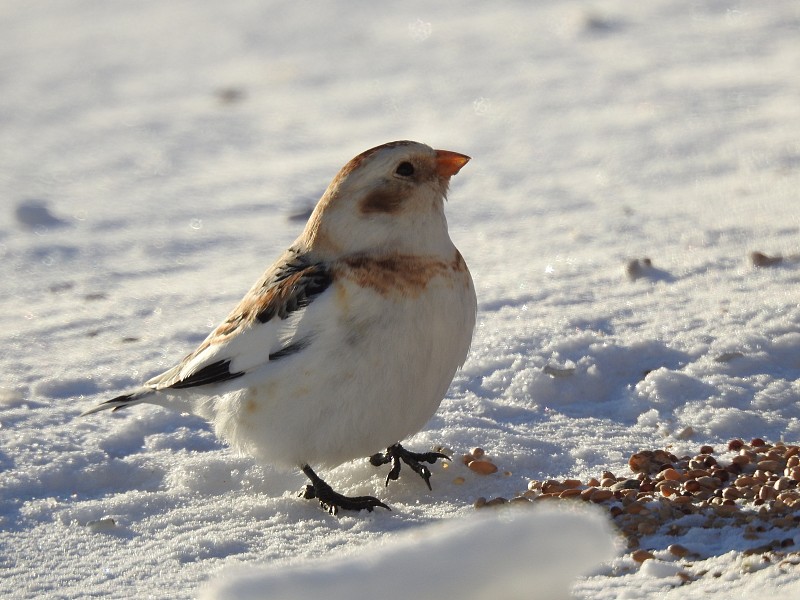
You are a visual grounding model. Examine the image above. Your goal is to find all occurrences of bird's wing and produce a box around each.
[145,253,332,392]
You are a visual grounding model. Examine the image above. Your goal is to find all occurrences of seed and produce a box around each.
[714,504,739,516]
[542,481,567,494]
[563,479,582,489]
[684,480,701,493]
[600,477,616,487]
[731,455,751,467]
[452,476,465,485]
[757,460,780,473]
[662,468,682,481]
[696,476,721,489]
[484,497,507,507]
[752,470,769,483]
[700,445,714,455]
[590,489,614,503]
[728,439,744,451]
[613,479,641,491]
[471,447,485,459]
[722,487,741,500]
[632,549,654,563]
[759,486,778,501]
[668,544,690,558]
[712,467,730,482]
[659,484,679,497]
[687,469,710,479]
[625,502,650,515]
[559,488,583,499]
[468,460,498,475]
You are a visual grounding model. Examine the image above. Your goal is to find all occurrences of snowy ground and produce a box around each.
[2,1,800,598]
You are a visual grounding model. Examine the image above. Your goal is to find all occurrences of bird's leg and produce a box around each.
[299,464,390,515]
[369,443,451,490]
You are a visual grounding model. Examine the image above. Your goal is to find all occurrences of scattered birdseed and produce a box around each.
[474,438,800,563]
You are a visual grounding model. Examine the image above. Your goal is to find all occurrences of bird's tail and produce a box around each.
[80,388,155,416]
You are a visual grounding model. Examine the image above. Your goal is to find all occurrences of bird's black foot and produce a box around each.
[369,443,451,490]
[300,464,390,516]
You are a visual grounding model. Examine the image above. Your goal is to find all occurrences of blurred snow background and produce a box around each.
[1,1,800,598]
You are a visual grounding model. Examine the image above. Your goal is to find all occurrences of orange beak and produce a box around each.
[435,149,471,178]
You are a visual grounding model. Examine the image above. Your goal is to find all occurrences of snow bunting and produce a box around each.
[83,140,476,514]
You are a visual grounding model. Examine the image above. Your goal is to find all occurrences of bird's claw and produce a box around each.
[300,465,390,515]
[370,444,450,490]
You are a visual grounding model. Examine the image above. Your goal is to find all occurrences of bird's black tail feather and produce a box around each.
[80,389,154,416]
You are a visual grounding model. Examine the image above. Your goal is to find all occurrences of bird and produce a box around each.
[82,140,476,514]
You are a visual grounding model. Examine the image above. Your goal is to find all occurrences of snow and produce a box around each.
[201,505,616,600]
[1,0,800,598]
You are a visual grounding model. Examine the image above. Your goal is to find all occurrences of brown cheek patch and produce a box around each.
[339,254,460,298]
[359,188,405,214]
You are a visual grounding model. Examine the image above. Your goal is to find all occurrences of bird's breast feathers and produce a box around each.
[335,250,471,299]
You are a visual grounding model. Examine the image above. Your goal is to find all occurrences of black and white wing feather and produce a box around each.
[82,252,332,415]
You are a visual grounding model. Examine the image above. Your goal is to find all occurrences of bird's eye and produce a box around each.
[395,161,415,177]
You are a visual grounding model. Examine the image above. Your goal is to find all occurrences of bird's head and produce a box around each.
[300,141,470,258]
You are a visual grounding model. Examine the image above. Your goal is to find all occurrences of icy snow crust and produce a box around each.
[1,1,800,598]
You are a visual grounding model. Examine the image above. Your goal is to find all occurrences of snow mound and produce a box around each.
[201,505,616,600]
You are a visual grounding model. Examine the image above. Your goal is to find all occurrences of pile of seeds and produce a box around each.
[473,438,800,553]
